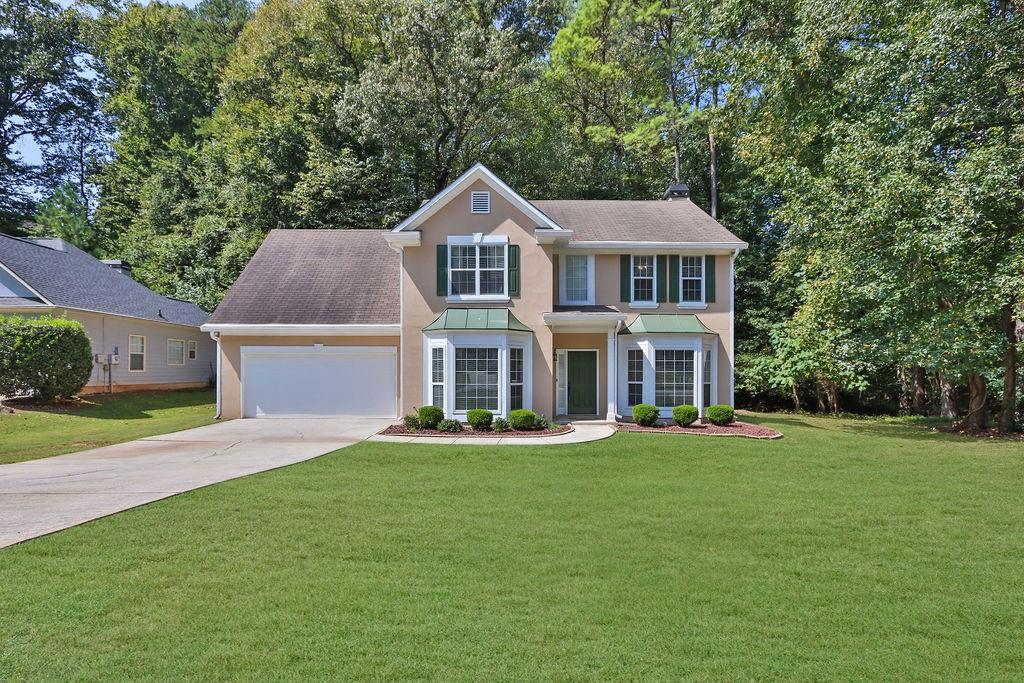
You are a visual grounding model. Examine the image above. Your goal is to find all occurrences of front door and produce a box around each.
[567,351,598,415]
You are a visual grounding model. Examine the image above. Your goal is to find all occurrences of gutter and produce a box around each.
[199,323,401,336]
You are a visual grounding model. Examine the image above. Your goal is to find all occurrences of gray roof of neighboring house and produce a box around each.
[208,229,399,325]
[0,233,208,327]
[530,199,746,244]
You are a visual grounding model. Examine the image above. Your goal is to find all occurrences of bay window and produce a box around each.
[509,346,524,410]
[627,348,644,406]
[454,347,499,411]
[654,349,694,407]
[431,346,444,408]
[425,333,531,417]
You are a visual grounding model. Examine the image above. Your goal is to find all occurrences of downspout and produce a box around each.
[210,331,222,419]
[729,249,737,407]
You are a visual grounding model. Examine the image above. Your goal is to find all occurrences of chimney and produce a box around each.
[102,259,133,277]
[662,182,689,200]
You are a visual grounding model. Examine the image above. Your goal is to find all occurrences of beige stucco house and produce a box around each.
[203,165,747,421]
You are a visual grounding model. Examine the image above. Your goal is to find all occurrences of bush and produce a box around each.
[403,413,420,431]
[436,418,463,433]
[466,408,493,431]
[509,408,538,431]
[0,315,92,401]
[632,403,660,426]
[418,405,444,429]
[672,404,699,427]
[706,404,735,425]
[492,417,510,432]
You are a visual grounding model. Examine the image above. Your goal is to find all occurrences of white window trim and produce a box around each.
[617,336,713,418]
[554,348,600,416]
[677,255,707,309]
[446,234,510,303]
[630,254,658,309]
[559,254,595,306]
[187,340,198,360]
[128,334,146,373]
[167,338,186,366]
[702,340,717,407]
[470,191,491,214]
[429,344,445,411]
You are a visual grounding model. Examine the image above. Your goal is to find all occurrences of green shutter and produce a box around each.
[705,255,716,303]
[436,244,448,296]
[668,255,680,303]
[656,255,668,303]
[619,255,630,302]
[508,245,520,297]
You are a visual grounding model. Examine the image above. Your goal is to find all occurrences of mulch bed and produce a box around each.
[380,424,574,438]
[617,421,782,439]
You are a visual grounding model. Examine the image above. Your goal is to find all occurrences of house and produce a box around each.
[202,164,747,420]
[0,234,215,393]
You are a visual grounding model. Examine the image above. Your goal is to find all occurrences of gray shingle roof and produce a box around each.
[0,234,208,327]
[530,199,746,244]
[207,229,399,325]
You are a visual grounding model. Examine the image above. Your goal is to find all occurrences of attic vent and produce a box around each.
[471,191,490,214]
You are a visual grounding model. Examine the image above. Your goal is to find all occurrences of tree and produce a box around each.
[30,183,104,255]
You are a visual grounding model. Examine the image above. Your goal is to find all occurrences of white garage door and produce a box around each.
[241,346,397,418]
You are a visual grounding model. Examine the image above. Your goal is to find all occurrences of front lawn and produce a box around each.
[0,389,216,464]
[1,413,1022,679]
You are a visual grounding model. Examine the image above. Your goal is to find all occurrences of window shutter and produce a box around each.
[619,255,630,302]
[508,245,520,297]
[436,244,448,296]
[705,255,716,302]
[656,255,668,303]
[668,255,680,303]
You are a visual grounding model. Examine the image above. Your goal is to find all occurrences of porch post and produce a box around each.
[695,346,704,418]
[606,328,617,421]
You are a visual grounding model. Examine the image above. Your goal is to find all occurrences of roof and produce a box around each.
[424,308,532,332]
[0,296,47,308]
[0,234,208,327]
[208,229,399,325]
[530,199,746,245]
[619,314,714,335]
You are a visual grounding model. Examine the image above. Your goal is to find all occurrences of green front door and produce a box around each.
[567,351,598,415]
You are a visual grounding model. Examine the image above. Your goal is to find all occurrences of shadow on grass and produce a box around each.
[6,388,215,421]
[745,412,991,445]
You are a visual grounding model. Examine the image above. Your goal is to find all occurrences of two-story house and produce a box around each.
[202,164,747,421]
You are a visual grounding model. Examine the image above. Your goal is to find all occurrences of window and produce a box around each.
[632,255,655,303]
[449,243,506,297]
[455,348,499,411]
[561,254,592,304]
[167,339,185,366]
[654,349,694,407]
[471,191,490,214]
[702,351,713,408]
[431,347,444,408]
[680,256,703,303]
[188,340,197,360]
[128,335,145,372]
[509,347,524,410]
[627,349,644,406]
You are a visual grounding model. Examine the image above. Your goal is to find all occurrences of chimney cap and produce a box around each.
[663,182,690,200]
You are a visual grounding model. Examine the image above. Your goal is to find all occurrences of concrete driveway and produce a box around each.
[0,417,392,549]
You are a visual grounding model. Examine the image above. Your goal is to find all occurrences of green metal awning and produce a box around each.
[619,314,714,335]
[423,308,533,333]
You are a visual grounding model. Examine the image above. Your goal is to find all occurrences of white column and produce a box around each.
[695,346,704,419]
[606,328,618,421]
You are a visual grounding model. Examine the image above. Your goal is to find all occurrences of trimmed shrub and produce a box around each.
[509,408,538,431]
[672,404,699,427]
[418,405,444,429]
[403,413,421,431]
[492,417,511,433]
[632,403,659,426]
[466,408,493,431]
[706,404,735,425]
[0,315,92,401]
[436,418,463,433]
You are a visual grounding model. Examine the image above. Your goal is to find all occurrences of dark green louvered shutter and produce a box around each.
[619,255,630,302]
[668,255,680,303]
[704,255,716,302]
[656,255,668,303]
[508,245,520,297]
[436,244,448,296]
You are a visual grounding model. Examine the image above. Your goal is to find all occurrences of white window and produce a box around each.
[449,242,506,297]
[509,346,524,410]
[167,339,185,366]
[632,255,655,304]
[627,348,644,406]
[128,335,145,372]
[654,349,694,407]
[455,347,499,411]
[188,340,198,360]
[680,256,703,303]
[560,254,594,305]
[702,350,713,408]
[471,191,491,214]
[430,346,444,408]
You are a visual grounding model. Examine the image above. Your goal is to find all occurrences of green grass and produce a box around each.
[0,389,216,464]
[2,413,1023,679]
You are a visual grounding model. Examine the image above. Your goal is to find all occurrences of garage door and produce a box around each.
[241,346,397,418]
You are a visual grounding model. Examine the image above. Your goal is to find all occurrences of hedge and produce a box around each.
[632,403,659,426]
[706,404,735,425]
[0,315,93,401]
[672,404,699,427]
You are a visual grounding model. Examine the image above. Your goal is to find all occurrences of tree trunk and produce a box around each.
[938,371,958,419]
[897,366,911,414]
[999,304,1017,432]
[964,372,988,432]
[816,382,827,413]
[824,379,840,414]
[912,365,928,415]
[708,84,720,219]
[791,384,801,412]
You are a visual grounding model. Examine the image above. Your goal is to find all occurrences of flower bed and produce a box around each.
[617,421,782,439]
[380,423,574,438]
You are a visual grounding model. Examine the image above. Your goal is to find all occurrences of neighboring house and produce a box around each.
[0,234,215,393]
[203,164,747,420]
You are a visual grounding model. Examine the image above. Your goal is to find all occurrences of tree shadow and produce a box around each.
[5,388,214,421]
[742,411,1006,445]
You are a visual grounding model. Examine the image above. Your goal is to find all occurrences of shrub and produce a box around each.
[632,403,660,426]
[403,413,420,431]
[418,405,444,429]
[466,408,493,431]
[706,404,735,425]
[672,404,699,427]
[492,417,510,432]
[509,408,538,431]
[0,315,92,401]
[436,418,463,433]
